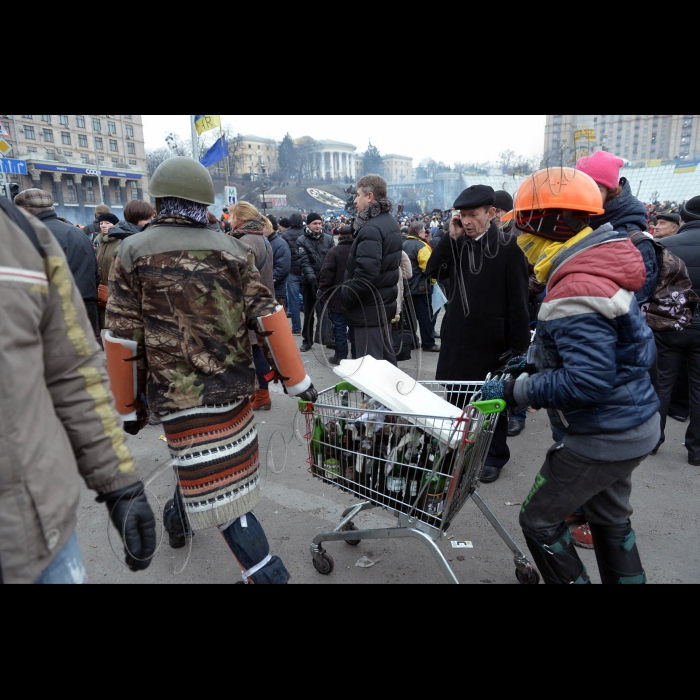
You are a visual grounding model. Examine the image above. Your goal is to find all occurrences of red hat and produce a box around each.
[575,151,624,190]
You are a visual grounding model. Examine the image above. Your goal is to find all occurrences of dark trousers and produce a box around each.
[302,282,319,344]
[252,344,271,391]
[408,293,436,349]
[654,327,700,460]
[670,357,689,418]
[330,311,355,359]
[353,323,397,365]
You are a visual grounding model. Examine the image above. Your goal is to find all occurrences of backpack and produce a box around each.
[630,231,699,331]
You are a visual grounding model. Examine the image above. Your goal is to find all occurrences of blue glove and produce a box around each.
[482,377,521,409]
[481,378,507,402]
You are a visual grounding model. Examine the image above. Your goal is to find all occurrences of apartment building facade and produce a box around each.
[1,114,147,224]
[544,114,700,166]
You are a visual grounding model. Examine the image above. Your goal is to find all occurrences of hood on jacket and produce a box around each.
[548,223,646,295]
[589,178,648,233]
[98,220,141,244]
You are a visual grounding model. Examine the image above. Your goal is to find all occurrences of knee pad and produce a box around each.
[221,512,290,584]
[588,522,646,584]
[523,524,590,585]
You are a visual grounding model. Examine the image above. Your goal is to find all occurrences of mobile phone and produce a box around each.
[452,212,462,227]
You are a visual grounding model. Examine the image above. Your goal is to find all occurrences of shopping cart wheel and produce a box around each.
[313,552,335,576]
[343,522,361,546]
[515,567,540,585]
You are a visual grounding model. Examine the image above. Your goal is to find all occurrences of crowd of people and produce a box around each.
[3,147,700,585]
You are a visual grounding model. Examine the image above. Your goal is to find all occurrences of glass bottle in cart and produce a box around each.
[417,439,447,522]
[354,425,374,498]
[323,419,342,482]
[310,416,326,476]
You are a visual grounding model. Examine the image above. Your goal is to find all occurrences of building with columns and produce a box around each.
[293,137,357,181]
[1,114,147,225]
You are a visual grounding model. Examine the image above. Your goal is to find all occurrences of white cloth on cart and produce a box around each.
[333,356,465,450]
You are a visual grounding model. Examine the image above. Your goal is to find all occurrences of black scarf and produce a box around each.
[353,197,394,232]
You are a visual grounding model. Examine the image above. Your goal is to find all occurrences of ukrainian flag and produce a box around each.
[194,115,221,136]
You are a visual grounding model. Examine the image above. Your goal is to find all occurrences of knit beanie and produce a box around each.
[575,151,624,190]
[680,195,700,223]
[306,212,323,225]
[98,212,120,225]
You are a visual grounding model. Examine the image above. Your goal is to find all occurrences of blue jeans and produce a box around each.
[34,531,87,584]
[330,312,355,359]
[286,274,302,333]
[410,293,436,349]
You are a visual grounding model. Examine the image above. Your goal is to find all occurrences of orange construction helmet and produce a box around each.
[513,167,604,216]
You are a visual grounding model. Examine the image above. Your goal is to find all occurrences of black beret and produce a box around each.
[656,212,680,225]
[494,189,514,212]
[453,185,495,211]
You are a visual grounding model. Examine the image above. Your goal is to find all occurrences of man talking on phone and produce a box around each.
[425,185,530,483]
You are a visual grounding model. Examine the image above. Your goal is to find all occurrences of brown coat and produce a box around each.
[0,207,139,583]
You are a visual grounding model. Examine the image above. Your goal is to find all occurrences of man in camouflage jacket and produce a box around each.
[107,216,279,416]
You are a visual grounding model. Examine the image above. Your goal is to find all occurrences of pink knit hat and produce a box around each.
[575,151,624,190]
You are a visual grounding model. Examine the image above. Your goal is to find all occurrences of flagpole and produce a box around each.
[220,123,229,188]
[190,116,199,161]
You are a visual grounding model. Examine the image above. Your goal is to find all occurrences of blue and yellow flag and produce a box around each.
[194,115,221,136]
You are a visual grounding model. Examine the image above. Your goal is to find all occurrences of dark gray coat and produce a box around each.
[268,232,292,298]
[281,224,304,275]
[425,224,530,381]
[319,239,353,314]
[36,210,99,331]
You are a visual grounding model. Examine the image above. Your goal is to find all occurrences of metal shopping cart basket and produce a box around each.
[299,379,540,584]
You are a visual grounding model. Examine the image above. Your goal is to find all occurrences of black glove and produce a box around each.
[96,481,157,572]
[297,384,318,403]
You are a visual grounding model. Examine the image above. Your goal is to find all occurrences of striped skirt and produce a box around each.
[161,400,260,531]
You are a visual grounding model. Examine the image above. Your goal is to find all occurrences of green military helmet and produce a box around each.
[149,156,215,206]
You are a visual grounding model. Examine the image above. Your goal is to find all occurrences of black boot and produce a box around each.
[163,494,194,549]
[523,524,591,584]
[589,521,646,584]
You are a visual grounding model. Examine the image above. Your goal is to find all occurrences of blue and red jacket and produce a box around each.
[514,224,660,459]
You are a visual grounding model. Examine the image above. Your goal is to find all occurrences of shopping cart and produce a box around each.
[299,379,540,585]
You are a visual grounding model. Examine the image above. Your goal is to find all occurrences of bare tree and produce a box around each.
[498,149,517,173]
[146,147,172,178]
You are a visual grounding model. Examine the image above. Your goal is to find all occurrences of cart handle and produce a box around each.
[334,381,357,393]
[472,399,506,415]
[298,400,315,414]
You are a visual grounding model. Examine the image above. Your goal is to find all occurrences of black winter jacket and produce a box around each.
[281,225,304,275]
[36,210,100,331]
[425,224,530,382]
[318,239,353,314]
[297,229,334,285]
[342,212,403,327]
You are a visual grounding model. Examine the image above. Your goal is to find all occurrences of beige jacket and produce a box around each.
[396,250,413,317]
[0,207,139,584]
